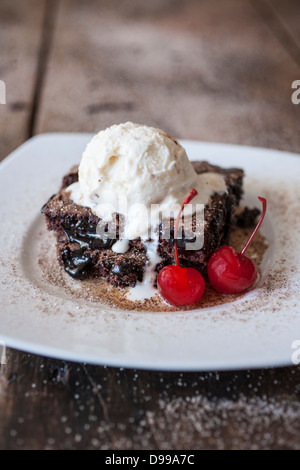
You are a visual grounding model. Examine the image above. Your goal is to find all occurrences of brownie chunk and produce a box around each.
[42,161,244,287]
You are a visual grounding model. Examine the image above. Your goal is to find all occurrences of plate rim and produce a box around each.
[0,132,299,370]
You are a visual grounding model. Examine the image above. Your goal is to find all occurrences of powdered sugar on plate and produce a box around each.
[0,135,300,369]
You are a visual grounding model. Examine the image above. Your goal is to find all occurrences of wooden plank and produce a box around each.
[252,0,300,68]
[36,0,300,153]
[266,0,300,48]
[1,349,300,449]
[0,0,46,161]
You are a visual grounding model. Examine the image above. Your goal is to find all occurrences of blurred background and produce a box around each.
[0,0,299,161]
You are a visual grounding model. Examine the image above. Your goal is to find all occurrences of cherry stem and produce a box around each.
[240,196,267,255]
[174,188,198,266]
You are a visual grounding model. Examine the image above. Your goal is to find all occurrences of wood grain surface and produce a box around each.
[0,0,299,450]
[36,0,300,150]
[0,0,45,161]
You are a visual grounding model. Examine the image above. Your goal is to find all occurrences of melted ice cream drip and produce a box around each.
[126,239,161,301]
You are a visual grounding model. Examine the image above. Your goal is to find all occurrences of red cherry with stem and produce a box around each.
[207,196,267,294]
[157,189,205,306]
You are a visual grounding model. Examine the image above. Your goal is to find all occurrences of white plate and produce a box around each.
[0,133,300,371]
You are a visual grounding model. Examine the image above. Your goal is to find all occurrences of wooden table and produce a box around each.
[0,0,299,450]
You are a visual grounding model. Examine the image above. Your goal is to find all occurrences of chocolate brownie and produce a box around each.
[42,161,244,287]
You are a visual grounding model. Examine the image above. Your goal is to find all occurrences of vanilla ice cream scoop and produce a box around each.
[76,122,196,207]
[68,122,227,240]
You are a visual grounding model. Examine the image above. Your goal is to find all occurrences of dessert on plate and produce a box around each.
[42,122,263,306]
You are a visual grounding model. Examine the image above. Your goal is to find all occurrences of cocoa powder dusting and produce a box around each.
[38,225,268,313]
[33,176,300,322]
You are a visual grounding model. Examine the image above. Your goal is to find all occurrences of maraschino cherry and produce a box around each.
[157,189,205,306]
[207,196,267,294]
